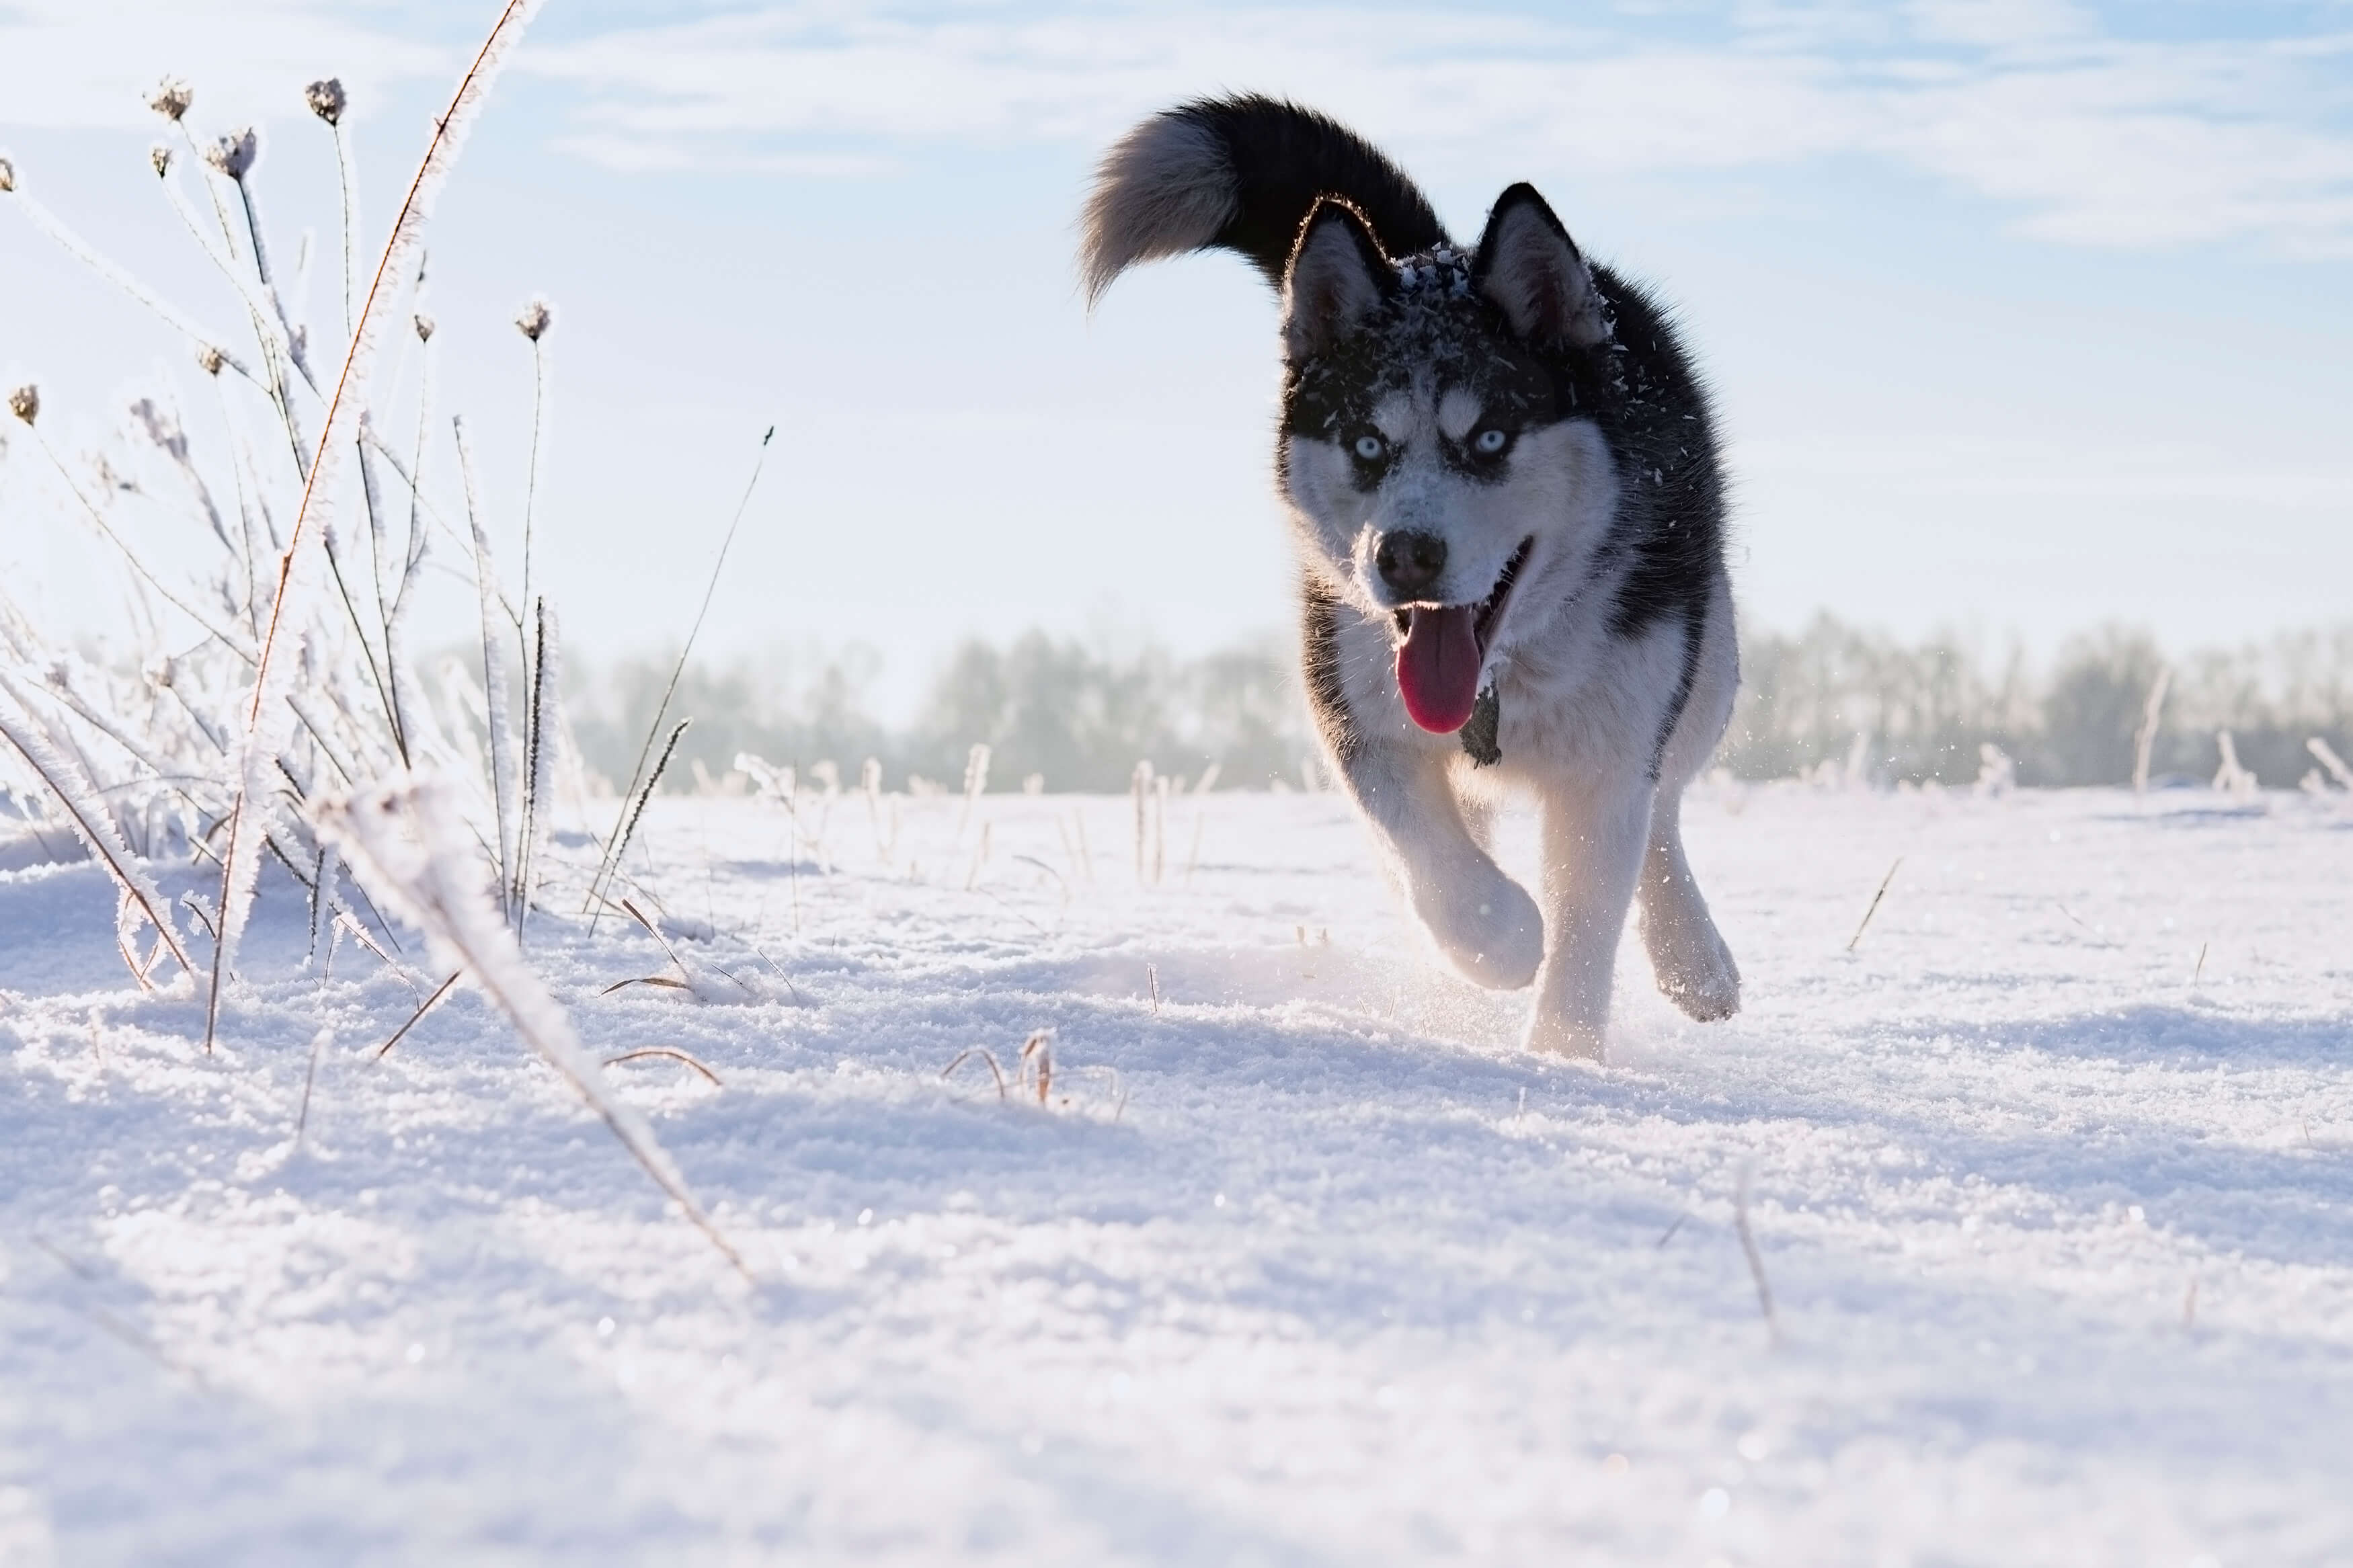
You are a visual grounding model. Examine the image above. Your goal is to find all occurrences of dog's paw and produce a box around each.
[1652,927,1741,1022]
[1410,867,1542,990]
[1523,1006,1605,1062]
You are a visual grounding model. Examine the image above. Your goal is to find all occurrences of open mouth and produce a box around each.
[1392,537,1532,735]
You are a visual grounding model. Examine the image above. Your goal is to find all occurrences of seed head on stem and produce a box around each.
[0,156,15,194]
[150,145,173,179]
[7,384,38,426]
[196,345,225,377]
[204,128,257,181]
[514,297,552,341]
[414,313,436,343]
[148,78,193,122]
[305,78,348,126]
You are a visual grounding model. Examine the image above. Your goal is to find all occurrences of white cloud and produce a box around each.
[3,1,2348,257]
[0,0,448,132]
[516,1,2353,257]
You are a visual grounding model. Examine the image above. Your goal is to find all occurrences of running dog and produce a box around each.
[1081,95,1741,1058]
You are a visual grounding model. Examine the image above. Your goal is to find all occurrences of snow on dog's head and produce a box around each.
[1276,188,1622,735]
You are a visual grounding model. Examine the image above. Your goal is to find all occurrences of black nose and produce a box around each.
[1375,530,1447,598]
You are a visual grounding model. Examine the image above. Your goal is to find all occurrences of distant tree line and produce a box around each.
[567,619,2353,794]
[1724,617,2353,788]
[568,632,1316,794]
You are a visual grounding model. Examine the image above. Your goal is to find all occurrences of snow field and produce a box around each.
[3,783,2350,1565]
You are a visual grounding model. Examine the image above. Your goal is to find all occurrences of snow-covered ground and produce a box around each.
[3,782,2350,1566]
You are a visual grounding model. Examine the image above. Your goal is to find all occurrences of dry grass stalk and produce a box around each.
[588,719,689,933]
[321,778,750,1281]
[512,599,559,941]
[2192,942,2208,985]
[596,897,754,1001]
[601,1046,722,1087]
[1131,761,1152,881]
[373,969,458,1061]
[586,427,775,921]
[32,1236,205,1389]
[964,821,991,891]
[942,1046,1008,1100]
[2,173,255,384]
[861,757,885,858]
[306,77,360,341]
[206,0,547,1056]
[337,425,407,758]
[1147,962,1160,1014]
[1734,1167,1780,1347]
[959,742,990,837]
[601,975,690,995]
[0,696,194,983]
[2055,903,2117,948]
[454,415,518,909]
[181,893,219,944]
[294,1027,329,1146]
[599,897,711,996]
[2307,737,2353,790]
[1845,857,1901,952]
[331,911,411,986]
[1021,1028,1053,1104]
[19,415,255,657]
[514,299,552,661]
[2212,731,2258,797]
[2132,666,2171,798]
[1010,853,1068,903]
[1153,774,1168,883]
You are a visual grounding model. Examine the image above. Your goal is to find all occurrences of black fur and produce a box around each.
[1299,574,1359,762]
[1168,95,1449,286]
[1586,274,1724,645]
[1461,687,1502,766]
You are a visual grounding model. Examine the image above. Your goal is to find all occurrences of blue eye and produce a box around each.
[1474,427,1509,454]
[1353,434,1385,461]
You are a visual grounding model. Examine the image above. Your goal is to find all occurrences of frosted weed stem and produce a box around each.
[514,304,551,692]
[1845,857,1901,952]
[1734,1166,1780,1348]
[374,971,459,1061]
[585,426,775,923]
[24,424,255,660]
[205,0,547,1055]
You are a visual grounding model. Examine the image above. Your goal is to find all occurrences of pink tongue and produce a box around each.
[1396,606,1482,734]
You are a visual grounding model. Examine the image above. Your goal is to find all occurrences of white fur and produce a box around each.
[1080,115,1238,307]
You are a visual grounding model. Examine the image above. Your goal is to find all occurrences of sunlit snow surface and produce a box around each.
[3,784,2350,1565]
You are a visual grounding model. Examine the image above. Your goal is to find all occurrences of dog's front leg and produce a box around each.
[1337,740,1542,989]
[1525,773,1656,1059]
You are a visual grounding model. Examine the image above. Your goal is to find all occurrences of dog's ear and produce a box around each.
[1282,198,1394,361]
[1472,183,1610,349]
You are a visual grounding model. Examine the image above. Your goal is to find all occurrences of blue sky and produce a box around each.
[3,0,2350,708]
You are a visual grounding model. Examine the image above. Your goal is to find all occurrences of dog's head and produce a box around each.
[1277,185,1618,735]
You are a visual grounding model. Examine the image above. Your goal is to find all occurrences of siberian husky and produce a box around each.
[1082,95,1742,1058]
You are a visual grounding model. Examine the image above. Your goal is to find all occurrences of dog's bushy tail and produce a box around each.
[1080,94,1448,305]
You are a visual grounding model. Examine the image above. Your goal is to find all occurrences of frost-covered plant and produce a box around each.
[2213,731,2259,800]
[0,1,559,1030]
[2307,737,2353,791]
[318,776,748,1277]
